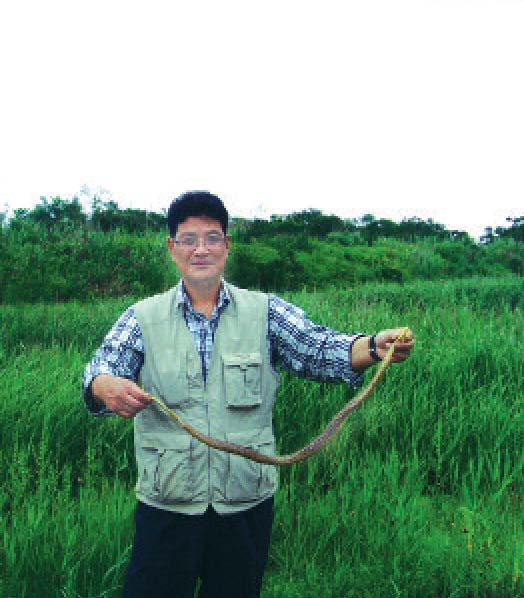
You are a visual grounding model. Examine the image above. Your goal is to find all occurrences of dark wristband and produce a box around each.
[369,335,382,362]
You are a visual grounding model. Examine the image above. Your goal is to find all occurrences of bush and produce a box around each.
[0,231,175,303]
[0,222,520,303]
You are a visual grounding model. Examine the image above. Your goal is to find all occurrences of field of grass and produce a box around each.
[1,275,523,597]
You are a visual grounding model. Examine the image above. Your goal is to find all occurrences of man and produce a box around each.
[82,190,414,598]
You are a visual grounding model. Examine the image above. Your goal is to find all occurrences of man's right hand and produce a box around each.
[91,374,152,419]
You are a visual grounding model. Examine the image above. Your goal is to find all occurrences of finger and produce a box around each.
[126,385,152,403]
[131,392,152,406]
[391,346,413,361]
[384,340,413,352]
[125,394,150,412]
[393,343,413,354]
[110,394,147,418]
[394,341,414,351]
[395,328,413,342]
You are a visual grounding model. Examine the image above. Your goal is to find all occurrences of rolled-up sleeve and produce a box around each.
[82,307,145,415]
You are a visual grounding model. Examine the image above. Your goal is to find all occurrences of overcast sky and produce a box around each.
[1,0,523,239]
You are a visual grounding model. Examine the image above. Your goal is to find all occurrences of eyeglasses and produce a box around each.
[173,233,226,249]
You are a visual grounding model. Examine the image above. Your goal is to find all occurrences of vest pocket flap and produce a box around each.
[225,428,274,449]
[222,352,262,368]
[139,432,191,451]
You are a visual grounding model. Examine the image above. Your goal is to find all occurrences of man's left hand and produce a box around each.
[374,328,415,363]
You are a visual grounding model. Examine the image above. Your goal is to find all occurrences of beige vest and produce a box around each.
[132,282,280,514]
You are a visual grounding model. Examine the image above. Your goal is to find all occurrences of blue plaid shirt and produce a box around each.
[82,281,364,414]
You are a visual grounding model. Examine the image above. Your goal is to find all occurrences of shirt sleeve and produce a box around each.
[268,294,365,388]
[82,307,145,415]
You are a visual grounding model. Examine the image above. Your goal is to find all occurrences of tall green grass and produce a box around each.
[1,276,523,596]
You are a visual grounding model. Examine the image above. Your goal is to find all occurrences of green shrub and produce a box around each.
[0,222,520,302]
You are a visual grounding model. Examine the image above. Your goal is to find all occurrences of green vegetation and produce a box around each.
[1,197,523,302]
[1,197,523,595]
[1,277,523,597]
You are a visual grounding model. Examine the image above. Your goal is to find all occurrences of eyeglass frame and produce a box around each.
[172,231,228,249]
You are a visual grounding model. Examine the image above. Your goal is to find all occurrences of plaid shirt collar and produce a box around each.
[175,279,231,320]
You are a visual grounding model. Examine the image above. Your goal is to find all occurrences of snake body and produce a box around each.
[150,328,408,466]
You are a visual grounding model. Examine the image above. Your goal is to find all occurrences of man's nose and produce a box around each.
[193,238,210,251]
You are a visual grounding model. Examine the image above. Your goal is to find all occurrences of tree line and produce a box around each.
[0,196,522,303]
[2,195,523,243]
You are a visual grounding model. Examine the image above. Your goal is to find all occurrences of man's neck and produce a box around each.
[182,278,222,319]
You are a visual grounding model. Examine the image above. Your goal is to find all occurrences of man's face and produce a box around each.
[167,216,230,287]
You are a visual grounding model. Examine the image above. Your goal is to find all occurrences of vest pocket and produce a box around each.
[136,433,194,503]
[224,429,277,502]
[223,353,262,407]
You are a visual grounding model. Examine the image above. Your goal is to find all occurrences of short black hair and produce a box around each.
[167,191,229,237]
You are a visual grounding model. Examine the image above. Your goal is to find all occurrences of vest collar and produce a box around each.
[175,280,231,318]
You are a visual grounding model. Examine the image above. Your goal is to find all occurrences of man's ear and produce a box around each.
[167,236,176,259]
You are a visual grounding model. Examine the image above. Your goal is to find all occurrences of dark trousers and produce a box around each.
[122,498,274,598]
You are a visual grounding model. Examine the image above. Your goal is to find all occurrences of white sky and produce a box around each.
[1,0,523,240]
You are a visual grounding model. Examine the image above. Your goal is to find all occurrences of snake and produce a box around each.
[149,328,410,466]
